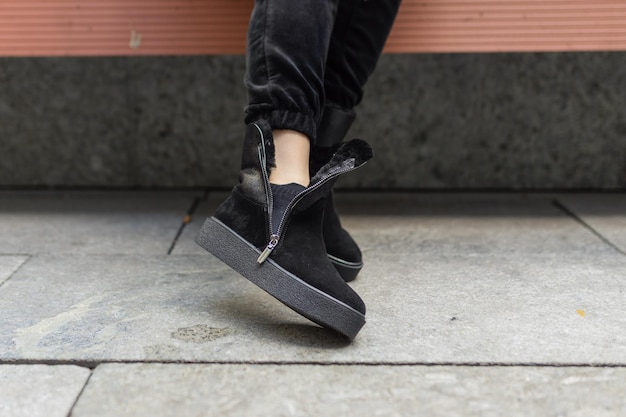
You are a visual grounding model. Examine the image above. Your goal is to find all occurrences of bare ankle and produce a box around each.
[269,129,311,187]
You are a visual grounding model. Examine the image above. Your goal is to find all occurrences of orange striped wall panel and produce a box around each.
[1,0,626,56]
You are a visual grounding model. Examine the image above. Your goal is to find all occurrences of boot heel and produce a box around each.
[328,255,363,283]
[195,217,366,339]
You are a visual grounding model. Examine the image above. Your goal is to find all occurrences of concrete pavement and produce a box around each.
[1,190,624,416]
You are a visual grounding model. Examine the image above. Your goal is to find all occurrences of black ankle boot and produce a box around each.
[312,106,363,282]
[195,120,373,339]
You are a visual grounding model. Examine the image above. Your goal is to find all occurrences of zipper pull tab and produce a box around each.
[257,234,280,264]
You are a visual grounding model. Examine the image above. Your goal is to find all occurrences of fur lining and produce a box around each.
[291,139,373,214]
[309,143,341,175]
[310,139,373,184]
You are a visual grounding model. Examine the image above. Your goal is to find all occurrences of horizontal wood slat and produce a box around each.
[1,0,626,56]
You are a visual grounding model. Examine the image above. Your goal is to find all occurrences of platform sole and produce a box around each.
[195,217,366,339]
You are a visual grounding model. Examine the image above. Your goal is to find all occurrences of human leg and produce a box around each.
[244,0,339,187]
[324,0,402,111]
[314,0,403,281]
[269,130,310,186]
[196,0,373,338]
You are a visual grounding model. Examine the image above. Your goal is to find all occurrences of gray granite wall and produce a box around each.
[1,53,625,189]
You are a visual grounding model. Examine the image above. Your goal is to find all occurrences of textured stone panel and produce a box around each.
[0,57,133,186]
[346,53,626,189]
[0,191,197,255]
[0,365,90,417]
[73,364,626,417]
[129,56,245,187]
[2,53,626,188]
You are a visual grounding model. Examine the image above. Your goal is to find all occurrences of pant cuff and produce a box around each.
[246,110,317,144]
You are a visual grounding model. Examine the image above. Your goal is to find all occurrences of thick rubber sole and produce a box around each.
[195,217,366,339]
[328,254,363,283]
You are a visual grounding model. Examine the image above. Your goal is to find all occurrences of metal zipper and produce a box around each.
[254,123,275,237]
[256,158,360,264]
[256,234,279,264]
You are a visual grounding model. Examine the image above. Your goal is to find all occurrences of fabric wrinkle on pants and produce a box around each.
[244,0,402,143]
[324,0,401,111]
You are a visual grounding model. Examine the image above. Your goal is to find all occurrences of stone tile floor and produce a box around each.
[0,190,624,417]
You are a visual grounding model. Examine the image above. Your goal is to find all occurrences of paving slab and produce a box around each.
[0,364,91,417]
[72,363,626,417]
[0,255,29,286]
[558,194,626,253]
[0,191,199,255]
[328,193,621,257]
[1,251,624,364]
[175,193,619,257]
[171,191,226,255]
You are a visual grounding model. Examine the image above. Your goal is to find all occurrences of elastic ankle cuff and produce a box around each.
[247,110,316,143]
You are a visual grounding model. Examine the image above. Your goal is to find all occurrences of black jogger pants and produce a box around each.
[244,0,402,143]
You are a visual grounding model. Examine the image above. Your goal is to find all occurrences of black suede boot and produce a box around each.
[195,120,373,339]
[312,106,363,282]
